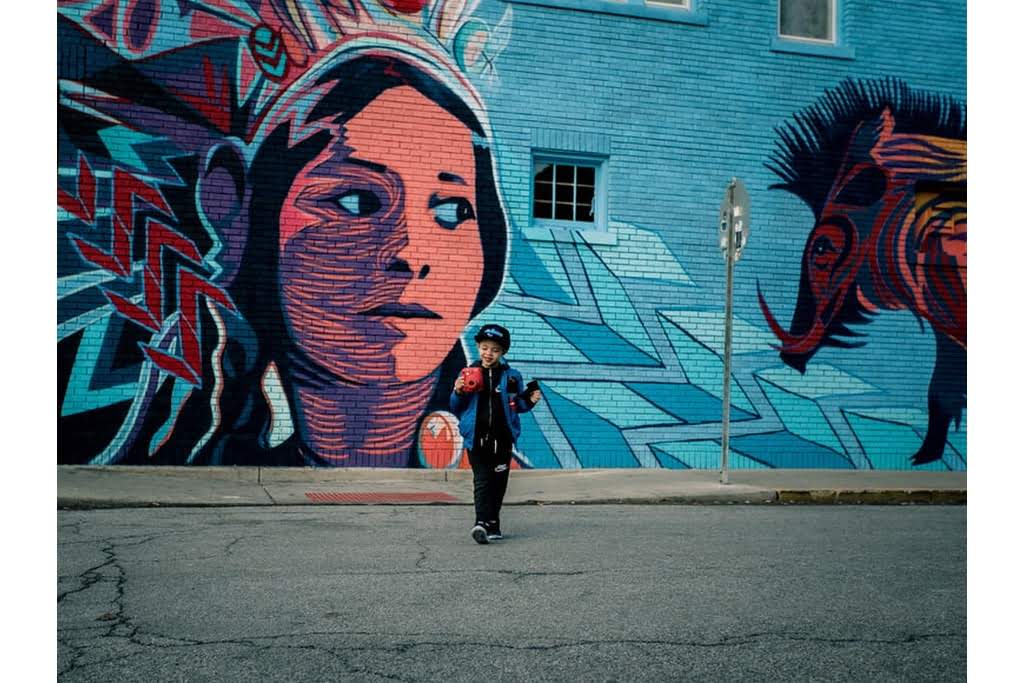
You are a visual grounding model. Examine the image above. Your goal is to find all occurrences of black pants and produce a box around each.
[469,435,513,526]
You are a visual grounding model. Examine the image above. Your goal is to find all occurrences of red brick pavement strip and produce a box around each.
[304,491,459,504]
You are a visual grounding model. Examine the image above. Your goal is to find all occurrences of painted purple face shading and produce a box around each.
[278,86,484,383]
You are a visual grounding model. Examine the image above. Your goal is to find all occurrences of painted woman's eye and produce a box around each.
[430,196,476,230]
[336,189,382,217]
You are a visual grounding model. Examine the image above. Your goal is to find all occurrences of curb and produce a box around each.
[58,490,966,509]
[776,490,966,505]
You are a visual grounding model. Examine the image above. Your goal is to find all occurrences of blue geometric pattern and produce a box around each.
[542,380,677,428]
[96,127,159,173]
[728,432,855,469]
[660,310,777,355]
[592,223,693,285]
[576,244,658,358]
[509,237,576,305]
[514,409,562,469]
[756,378,845,454]
[650,440,768,469]
[754,364,877,400]
[473,212,947,470]
[627,382,755,424]
[544,387,639,468]
[842,411,951,471]
[545,317,661,366]
[62,316,140,417]
[658,315,755,411]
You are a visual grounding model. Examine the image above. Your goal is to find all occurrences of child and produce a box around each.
[450,324,542,544]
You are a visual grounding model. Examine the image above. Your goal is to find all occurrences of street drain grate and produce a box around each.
[305,491,459,504]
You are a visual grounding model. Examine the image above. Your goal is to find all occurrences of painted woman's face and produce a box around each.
[278,85,485,383]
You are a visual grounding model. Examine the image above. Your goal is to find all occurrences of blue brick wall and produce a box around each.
[57,1,966,469]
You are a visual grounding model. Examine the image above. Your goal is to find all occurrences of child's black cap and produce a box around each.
[474,324,511,352]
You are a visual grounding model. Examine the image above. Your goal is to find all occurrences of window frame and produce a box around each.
[499,0,708,27]
[777,0,836,45]
[529,152,609,235]
[644,0,690,10]
[770,0,855,60]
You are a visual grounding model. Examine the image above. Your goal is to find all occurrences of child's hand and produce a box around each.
[528,390,541,404]
[454,375,465,394]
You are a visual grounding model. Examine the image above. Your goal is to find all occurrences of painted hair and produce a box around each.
[766,77,966,216]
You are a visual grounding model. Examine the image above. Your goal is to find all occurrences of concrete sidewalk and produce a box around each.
[57,465,967,508]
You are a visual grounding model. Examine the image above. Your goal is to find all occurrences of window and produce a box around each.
[778,0,835,43]
[500,0,707,27]
[532,158,604,229]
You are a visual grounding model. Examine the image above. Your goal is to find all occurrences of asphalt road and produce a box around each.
[58,505,966,682]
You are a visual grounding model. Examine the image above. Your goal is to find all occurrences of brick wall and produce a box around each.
[57,1,966,469]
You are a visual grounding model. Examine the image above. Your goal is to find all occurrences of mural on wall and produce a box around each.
[758,79,966,465]
[58,0,515,466]
[57,3,965,470]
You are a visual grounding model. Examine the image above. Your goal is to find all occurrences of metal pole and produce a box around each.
[720,183,735,485]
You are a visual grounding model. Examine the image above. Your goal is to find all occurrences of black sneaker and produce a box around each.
[471,522,489,544]
[486,521,503,541]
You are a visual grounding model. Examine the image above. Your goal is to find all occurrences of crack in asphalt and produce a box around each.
[60,560,964,680]
[58,535,143,677]
[510,569,591,583]
[57,511,966,680]
[57,532,160,604]
[59,625,966,678]
[64,624,967,653]
[414,539,429,570]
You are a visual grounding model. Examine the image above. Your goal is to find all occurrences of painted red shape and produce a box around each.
[144,346,201,385]
[114,168,170,222]
[379,0,428,13]
[144,219,202,324]
[174,56,232,132]
[58,155,96,223]
[175,268,236,382]
[71,236,125,276]
[418,411,462,468]
[76,168,172,277]
[104,290,159,331]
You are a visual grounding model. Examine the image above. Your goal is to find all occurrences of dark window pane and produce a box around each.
[577,166,596,186]
[555,202,574,220]
[555,182,574,203]
[533,201,553,219]
[575,202,594,222]
[780,0,832,41]
[575,184,595,222]
[533,163,553,206]
[535,180,553,204]
[555,165,575,184]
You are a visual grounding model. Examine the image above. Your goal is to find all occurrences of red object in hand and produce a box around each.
[460,367,483,393]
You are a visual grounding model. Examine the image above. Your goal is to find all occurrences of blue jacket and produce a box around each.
[449,360,536,449]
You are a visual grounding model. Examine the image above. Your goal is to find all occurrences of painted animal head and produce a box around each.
[759,79,966,372]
